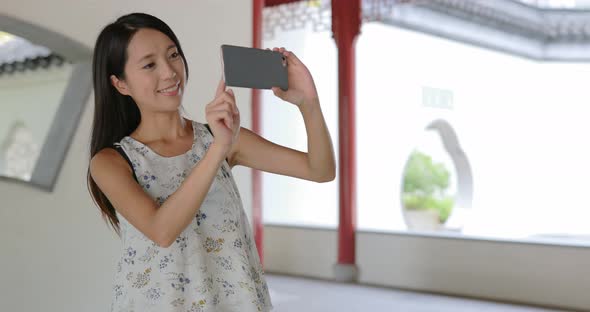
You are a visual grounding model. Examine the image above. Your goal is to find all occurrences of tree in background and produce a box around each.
[403,150,454,223]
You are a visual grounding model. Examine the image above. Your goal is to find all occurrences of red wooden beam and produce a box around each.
[332,0,361,269]
[252,0,265,265]
[258,0,361,276]
[264,0,301,7]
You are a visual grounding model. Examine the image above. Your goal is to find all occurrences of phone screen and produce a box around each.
[221,45,288,91]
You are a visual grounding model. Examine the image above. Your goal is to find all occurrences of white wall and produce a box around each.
[0,1,252,311]
[264,226,590,311]
[264,225,337,280]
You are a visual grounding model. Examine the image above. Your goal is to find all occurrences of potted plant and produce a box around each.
[402,150,454,231]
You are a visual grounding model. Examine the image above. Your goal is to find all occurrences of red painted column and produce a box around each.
[252,0,264,265]
[332,0,361,267]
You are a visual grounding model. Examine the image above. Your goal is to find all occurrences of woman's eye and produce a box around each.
[170,52,179,59]
[143,63,155,69]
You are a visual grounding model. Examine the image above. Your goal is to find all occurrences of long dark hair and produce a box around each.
[87,13,189,235]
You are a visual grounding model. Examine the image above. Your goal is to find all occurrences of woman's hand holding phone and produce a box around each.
[270,47,319,110]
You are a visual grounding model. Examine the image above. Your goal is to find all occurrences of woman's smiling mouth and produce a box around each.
[157,81,180,95]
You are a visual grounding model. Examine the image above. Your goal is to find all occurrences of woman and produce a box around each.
[88,12,335,311]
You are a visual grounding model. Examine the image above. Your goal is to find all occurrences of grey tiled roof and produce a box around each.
[0,33,64,74]
[0,33,50,63]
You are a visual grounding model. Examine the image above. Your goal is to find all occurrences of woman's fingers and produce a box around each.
[215,79,226,97]
[210,79,236,112]
[214,98,238,116]
[216,89,235,103]
[222,92,238,115]
[209,109,234,129]
[208,102,237,119]
[207,91,237,114]
[272,87,285,99]
[269,45,296,62]
[284,51,300,66]
[225,89,239,115]
[208,96,240,126]
[269,46,300,66]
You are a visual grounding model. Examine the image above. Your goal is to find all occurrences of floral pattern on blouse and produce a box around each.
[110,121,272,312]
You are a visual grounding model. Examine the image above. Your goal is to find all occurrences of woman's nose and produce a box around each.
[161,62,177,80]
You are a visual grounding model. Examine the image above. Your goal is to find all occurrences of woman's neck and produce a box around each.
[131,111,189,144]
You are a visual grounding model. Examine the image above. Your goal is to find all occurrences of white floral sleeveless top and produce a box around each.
[110,120,272,312]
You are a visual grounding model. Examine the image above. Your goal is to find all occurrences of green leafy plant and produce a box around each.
[403,150,454,223]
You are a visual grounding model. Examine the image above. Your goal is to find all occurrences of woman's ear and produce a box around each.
[110,74,131,96]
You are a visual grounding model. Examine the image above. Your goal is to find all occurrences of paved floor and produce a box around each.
[266,274,569,312]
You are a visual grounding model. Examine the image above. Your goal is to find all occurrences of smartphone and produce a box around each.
[221,44,288,91]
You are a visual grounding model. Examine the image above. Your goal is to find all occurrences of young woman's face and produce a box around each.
[112,28,186,112]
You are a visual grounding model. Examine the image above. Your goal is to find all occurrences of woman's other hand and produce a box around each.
[205,79,240,155]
